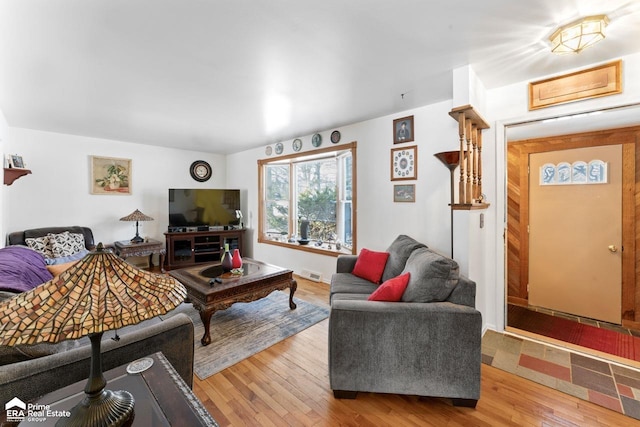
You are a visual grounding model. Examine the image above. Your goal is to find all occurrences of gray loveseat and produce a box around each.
[329,235,482,407]
[0,226,195,404]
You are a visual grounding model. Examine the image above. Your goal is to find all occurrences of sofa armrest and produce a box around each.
[0,313,194,404]
[328,299,482,399]
[336,255,358,273]
[447,276,476,308]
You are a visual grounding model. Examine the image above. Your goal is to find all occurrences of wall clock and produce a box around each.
[190,160,212,182]
[390,146,417,181]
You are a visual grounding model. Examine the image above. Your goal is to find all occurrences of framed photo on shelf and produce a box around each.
[393,184,415,202]
[10,155,24,168]
[91,156,132,195]
[393,115,414,144]
[390,145,417,181]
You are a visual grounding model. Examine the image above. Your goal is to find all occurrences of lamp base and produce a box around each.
[130,235,144,244]
[56,389,134,427]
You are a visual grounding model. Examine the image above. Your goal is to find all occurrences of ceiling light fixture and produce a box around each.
[549,14,609,54]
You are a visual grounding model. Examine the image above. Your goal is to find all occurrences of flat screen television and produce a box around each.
[168,188,241,229]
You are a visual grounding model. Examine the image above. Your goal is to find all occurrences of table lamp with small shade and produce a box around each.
[119,209,154,243]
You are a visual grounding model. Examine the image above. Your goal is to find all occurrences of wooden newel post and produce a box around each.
[448,105,490,207]
[465,119,472,204]
[458,114,466,204]
[477,130,483,202]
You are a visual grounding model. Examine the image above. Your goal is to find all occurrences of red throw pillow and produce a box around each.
[368,272,411,302]
[351,248,390,284]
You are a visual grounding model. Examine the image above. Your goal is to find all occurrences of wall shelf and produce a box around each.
[4,168,32,185]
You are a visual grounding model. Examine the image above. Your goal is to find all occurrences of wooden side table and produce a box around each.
[115,239,166,272]
[1,352,217,426]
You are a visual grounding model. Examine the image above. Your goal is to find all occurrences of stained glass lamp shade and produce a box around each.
[0,244,186,426]
[119,209,154,243]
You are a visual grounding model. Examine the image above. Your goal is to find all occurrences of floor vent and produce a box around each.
[300,269,322,282]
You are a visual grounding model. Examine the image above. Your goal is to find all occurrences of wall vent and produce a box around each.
[300,269,322,282]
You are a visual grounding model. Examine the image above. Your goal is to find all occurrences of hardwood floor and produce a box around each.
[191,277,639,427]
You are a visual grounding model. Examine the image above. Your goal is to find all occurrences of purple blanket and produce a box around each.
[0,246,53,293]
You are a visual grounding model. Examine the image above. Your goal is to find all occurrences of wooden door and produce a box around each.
[528,145,622,324]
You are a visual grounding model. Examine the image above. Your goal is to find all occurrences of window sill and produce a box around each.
[258,237,354,257]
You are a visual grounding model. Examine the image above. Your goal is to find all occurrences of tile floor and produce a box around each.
[482,330,640,420]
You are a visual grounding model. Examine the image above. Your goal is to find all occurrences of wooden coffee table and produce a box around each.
[169,258,297,346]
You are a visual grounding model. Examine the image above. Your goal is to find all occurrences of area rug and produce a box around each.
[189,290,329,380]
[508,304,640,362]
[482,329,640,420]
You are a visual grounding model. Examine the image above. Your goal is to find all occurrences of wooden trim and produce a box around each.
[622,143,636,321]
[448,104,490,129]
[507,125,640,323]
[258,141,357,164]
[528,60,622,110]
[255,238,347,257]
[257,141,358,256]
[451,203,490,210]
[508,296,529,306]
[351,142,358,253]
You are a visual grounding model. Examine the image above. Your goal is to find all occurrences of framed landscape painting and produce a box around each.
[91,156,132,195]
[394,184,415,202]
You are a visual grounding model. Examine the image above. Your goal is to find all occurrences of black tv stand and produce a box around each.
[164,229,245,270]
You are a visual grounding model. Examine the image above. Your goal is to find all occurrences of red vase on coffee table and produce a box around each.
[232,249,243,269]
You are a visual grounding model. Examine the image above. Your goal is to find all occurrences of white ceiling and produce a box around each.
[2,0,640,154]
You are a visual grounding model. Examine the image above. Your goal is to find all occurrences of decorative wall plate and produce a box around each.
[292,138,302,152]
[190,160,212,182]
[390,146,417,181]
[265,146,273,156]
[312,133,322,147]
[275,142,284,155]
[330,130,341,144]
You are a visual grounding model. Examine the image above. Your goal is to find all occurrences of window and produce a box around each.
[258,142,357,256]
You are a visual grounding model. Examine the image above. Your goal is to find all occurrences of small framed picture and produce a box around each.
[390,145,417,181]
[91,156,132,195]
[393,115,414,144]
[394,184,415,202]
[10,155,24,168]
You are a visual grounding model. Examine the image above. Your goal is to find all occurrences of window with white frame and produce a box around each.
[258,142,356,255]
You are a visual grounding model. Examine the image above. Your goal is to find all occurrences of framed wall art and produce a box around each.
[11,155,24,168]
[390,146,417,181]
[393,184,415,202]
[91,156,132,195]
[393,115,414,144]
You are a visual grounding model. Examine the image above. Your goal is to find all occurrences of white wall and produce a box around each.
[4,128,227,245]
[0,109,7,242]
[227,99,460,283]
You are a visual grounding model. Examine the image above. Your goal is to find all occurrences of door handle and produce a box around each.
[608,245,618,253]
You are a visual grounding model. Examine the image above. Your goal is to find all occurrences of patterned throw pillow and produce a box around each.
[49,232,86,258]
[25,235,54,259]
